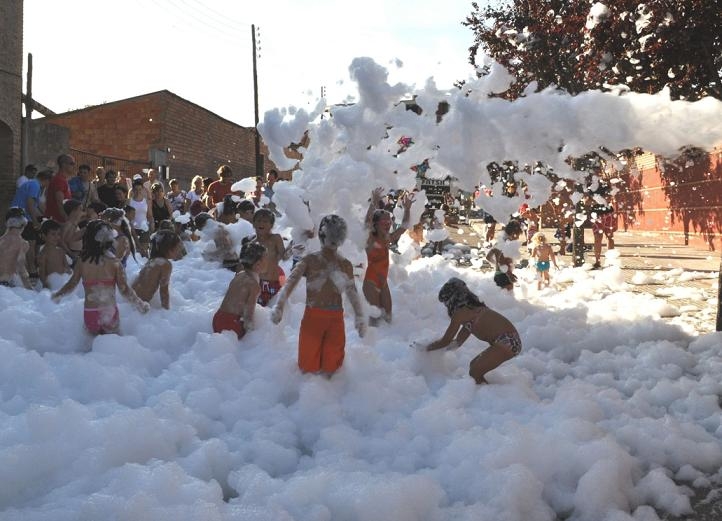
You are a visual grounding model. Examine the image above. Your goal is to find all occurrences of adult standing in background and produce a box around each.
[206,165,237,209]
[16,164,38,188]
[143,168,165,195]
[45,154,75,223]
[11,169,53,277]
[69,163,100,208]
[98,170,121,209]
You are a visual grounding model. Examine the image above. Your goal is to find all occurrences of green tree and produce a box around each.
[464,0,722,101]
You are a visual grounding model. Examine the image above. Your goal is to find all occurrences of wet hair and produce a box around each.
[438,277,485,317]
[221,195,237,215]
[40,219,61,236]
[371,209,392,235]
[63,199,83,216]
[101,208,137,261]
[237,200,256,213]
[194,212,212,230]
[80,219,115,264]
[5,207,28,229]
[253,208,275,226]
[318,214,347,248]
[239,237,267,269]
[149,229,181,259]
[503,219,522,239]
[87,201,108,215]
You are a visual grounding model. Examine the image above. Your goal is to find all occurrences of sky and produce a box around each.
[22,0,475,127]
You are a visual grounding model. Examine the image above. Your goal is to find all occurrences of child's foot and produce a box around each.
[592,261,602,270]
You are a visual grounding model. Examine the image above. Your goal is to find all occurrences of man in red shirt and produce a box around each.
[206,165,239,209]
[45,154,75,222]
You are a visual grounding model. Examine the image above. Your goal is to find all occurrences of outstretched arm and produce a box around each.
[390,192,415,242]
[425,315,464,351]
[52,262,82,300]
[115,261,149,312]
[270,258,307,323]
[365,187,384,228]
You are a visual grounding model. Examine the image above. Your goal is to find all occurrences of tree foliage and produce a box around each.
[464,0,722,101]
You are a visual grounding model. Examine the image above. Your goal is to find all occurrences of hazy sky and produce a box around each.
[23,0,477,127]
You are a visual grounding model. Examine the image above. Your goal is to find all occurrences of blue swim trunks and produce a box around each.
[536,260,550,272]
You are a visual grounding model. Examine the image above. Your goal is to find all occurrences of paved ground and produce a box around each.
[458,220,720,334]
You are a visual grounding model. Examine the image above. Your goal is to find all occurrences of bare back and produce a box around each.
[219,270,261,316]
[38,244,71,286]
[0,232,30,286]
[532,243,554,262]
[451,306,517,345]
[132,258,172,306]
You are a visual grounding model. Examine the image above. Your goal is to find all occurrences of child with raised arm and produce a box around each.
[52,220,149,335]
[213,238,267,339]
[37,219,71,287]
[132,230,181,309]
[0,208,32,289]
[485,219,522,291]
[417,277,521,384]
[363,187,415,324]
[531,231,558,290]
[271,215,366,375]
[253,208,292,306]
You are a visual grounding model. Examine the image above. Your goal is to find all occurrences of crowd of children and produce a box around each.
[5,161,587,385]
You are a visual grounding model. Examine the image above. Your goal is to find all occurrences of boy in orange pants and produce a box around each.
[271,214,366,374]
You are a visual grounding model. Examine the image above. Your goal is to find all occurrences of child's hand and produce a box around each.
[270,306,283,324]
[355,316,367,338]
[51,293,61,303]
[137,301,150,314]
[371,187,384,204]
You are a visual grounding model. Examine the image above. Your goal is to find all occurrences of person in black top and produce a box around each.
[151,182,172,228]
[97,170,121,208]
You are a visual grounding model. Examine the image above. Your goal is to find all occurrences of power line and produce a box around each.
[148,0,245,44]
[183,0,251,29]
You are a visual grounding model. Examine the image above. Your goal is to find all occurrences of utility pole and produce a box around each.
[21,53,32,169]
[252,24,263,179]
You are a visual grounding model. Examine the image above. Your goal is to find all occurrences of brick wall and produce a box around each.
[40,90,274,189]
[617,150,722,251]
[0,0,23,213]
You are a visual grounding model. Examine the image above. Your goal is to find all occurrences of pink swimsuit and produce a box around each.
[83,279,119,334]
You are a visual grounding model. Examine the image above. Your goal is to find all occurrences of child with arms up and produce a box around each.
[417,277,521,384]
[213,238,267,339]
[52,220,149,335]
[37,219,71,287]
[132,230,181,309]
[363,187,415,324]
[0,208,33,289]
[271,215,366,375]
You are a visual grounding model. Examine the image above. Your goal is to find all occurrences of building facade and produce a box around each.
[0,0,23,209]
[36,90,276,185]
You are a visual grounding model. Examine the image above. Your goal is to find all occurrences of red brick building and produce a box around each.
[616,149,722,251]
[35,90,280,185]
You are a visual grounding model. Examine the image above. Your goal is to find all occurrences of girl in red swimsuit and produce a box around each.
[52,220,149,335]
[363,187,415,325]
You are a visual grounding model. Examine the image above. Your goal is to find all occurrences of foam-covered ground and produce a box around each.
[1,235,721,521]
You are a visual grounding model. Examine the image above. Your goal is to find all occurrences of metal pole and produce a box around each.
[252,24,262,178]
[21,53,32,170]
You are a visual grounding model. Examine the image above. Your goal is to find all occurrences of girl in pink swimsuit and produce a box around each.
[52,220,149,335]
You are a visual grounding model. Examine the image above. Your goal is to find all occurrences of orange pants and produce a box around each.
[298,307,345,373]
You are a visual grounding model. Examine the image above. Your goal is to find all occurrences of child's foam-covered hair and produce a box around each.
[438,277,485,317]
[239,237,266,269]
[149,230,181,259]
[194,212,212,230]
[80,219,116,264]
[5,207,28,229]
[318,214,347,248]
